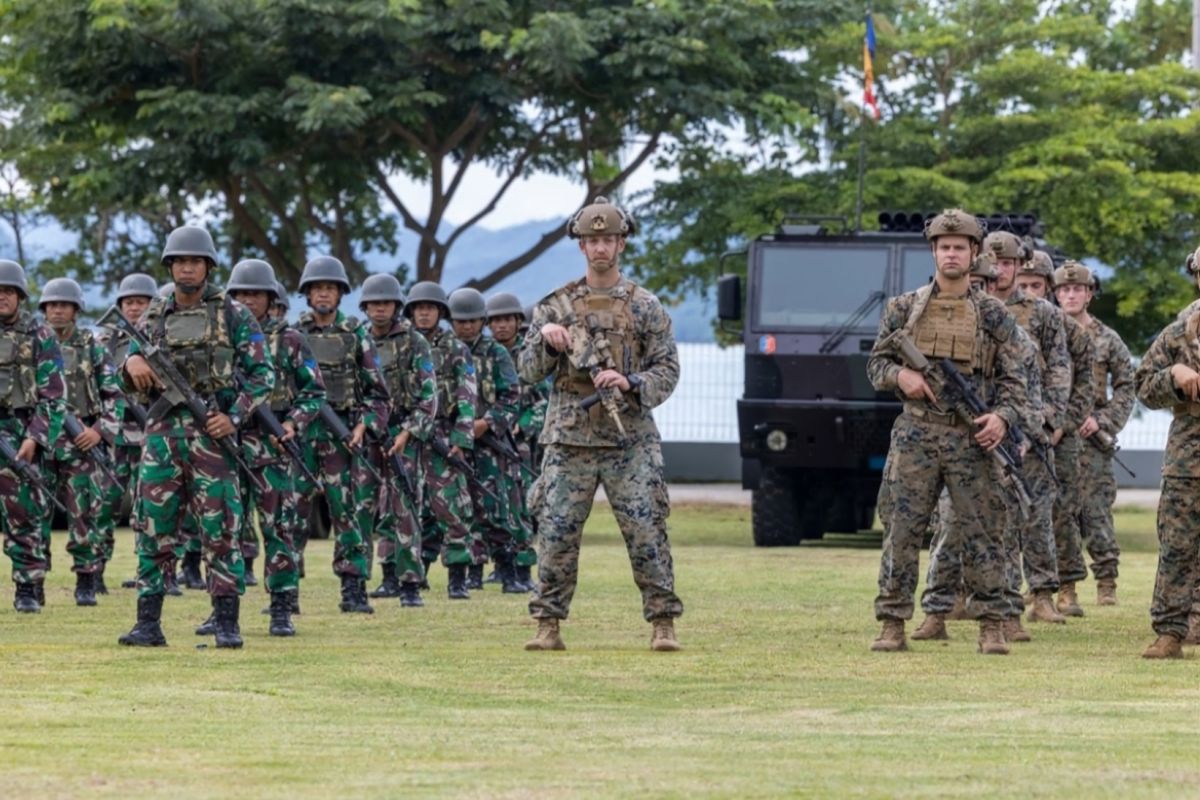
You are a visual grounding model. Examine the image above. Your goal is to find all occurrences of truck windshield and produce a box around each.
[754,245,889,328]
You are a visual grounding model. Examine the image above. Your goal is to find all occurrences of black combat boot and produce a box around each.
[399,581,424,608]
[181,550,205,590]
[420,558,434,591]
[34,579,45,607]
[370,563,401,598]
[13,581,40,613]
[468,563,484,591]
[484,567,501,585]
[163,561,183,597]
[118,593,167,646]
[514,564,536,593]
[269,590,296,637]
[244,557,257,587]
[339,574,374,614]
[499,553,524,594]
[121,577,138,589]
[75,571,98,607]
[195,596,217,635]
[95,561,109,595]
[447,565,470,600]
[213,595,243,649]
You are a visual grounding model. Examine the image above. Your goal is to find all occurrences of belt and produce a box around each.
[903,404,967,428]
[1173,402,1200,418]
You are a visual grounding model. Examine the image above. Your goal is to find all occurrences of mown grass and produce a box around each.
[0,502,1195,799]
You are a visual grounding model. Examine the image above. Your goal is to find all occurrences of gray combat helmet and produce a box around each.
[448,287,487,321]
[298,255,351,294]
[0,259,29,299]
[227,259,277,293]
[274,280,290,309]
[38,277,85,309]
[486,291,524,321]
[359,273,405,311]
[116,272,158,301]
[403,281,449,319]
[161,225,218,266]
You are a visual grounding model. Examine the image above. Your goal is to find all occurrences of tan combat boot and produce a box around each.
[1027,590,1067,624]
[1003,617,1032,643]
[870,619,908,652]
[1057,582,1085,617]
[1183,613,1200,646]
[524,618,566,651]
[945,592,970,621]
[1096,578,1117,606]
[1141,634,1183,659]
[650,618,681,652]
[978,620,1010,655]
[911,613,949,641]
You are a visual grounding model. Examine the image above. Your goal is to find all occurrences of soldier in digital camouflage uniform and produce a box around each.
[294,255,390,614]
[521,196,683,652]
[360,273,437,608]
[38,278,124,607]
[405,282,480,600]
[487,291,544,591]
[95,273,157,596]
[118,225,274,648]
[1054,261,1133,606]
[0,260,66,613]
[868,209,1029,656]
[1170,249,1200,646]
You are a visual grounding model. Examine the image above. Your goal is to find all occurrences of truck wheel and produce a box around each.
[752,467,802,547]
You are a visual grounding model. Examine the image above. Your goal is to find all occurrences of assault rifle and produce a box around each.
[1088,429,1137,478]
[0,429,67,514]
[478,429,540,481]
[317,402,383,484]
[545,293,627,441]
[429,436,502,506]
[63,411,123,490]
[232,373,321,491]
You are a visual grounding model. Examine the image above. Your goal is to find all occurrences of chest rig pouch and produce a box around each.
[266,324,297,413]
[1090,324,1111,408]
[306,321,359,411]
[428,332,457,420]
[375,329,420,413]
[474,341,497,410]
[0,314,38,411]
[555,285,644,408]
[911,296,979,370]
[152,295,236,396]
[61,332,100,417]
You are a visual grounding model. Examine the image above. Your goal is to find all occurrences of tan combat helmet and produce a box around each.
[1021,250,1055,279]
[924,208,984,244]
[983,230,1024,260]
[1052,260,1092,289]
[969,254,998,280]
[1185,246,1200,275]
[566,196,637,239]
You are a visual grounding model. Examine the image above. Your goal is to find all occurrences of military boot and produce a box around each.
[74,571,97,607]
[650,618,681,652]
[447,565,470,600]
[369,563,402,598]
[268,591,295,637]
[1057,582,1085,617]
[525,618,566,651]
[1027,590,1066,624]
[1184,612,1200,646]
[195,597,218,636]
[945,592,969,620]
[467,563,484,591]
[213,595,243,649]
[484,568,501,585]
[399,581,424,608]
[1003,617,1031,643]
[339,575,374,614]
[514,564,536,593]
[95,562,109,595]
[13,581,40,613]
[163,562,183,597]
[869,620,907,652]
[118,594,167,646]
[1142,633,1183,659]
[1097,578,1117,606]
[499,553,524,594]
[978,620,1010,655]
[911,613,949,641]
[244,557,257,587]
[419,557,434,591]
[121,576,138,589]
[34,579,45,607]
[181,550,205,590]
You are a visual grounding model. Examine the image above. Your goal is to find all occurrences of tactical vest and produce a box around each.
[103,327,131,367]
[60,330,101,417]
[1008,298,1047,373]
[145,293,236,394]
[1170,313,1200,417]
[302,315,359,411]
[264,321,298,414]
[374,326,423,414]
[472,339,498,409]
[910,295,980,370]
[427,330,457,420]
[1090,322,1110,408]
[0,312,39,411]
[554,282,644,395]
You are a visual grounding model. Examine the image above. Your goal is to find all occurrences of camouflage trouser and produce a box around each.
[470,442,532,563]
[0,432,51,584]
[1007,450,1059,597]
[172,512,201,559]
[921,489,963,614]
[418,442,479,566]
[97,444,143,562]
[135,432,245,598]
[46,453,105,574]
[508,437,538,568]
[239,433,299,594]
[527,441,682,622]
[1053,435,1088,584]
[239,509,260,561]
[1078,436,1120,580]
[355,441,385,577]
[1150,476,1200,639]
[374,439,424,583]
[296,436,368,578]
[876,414,1007,622]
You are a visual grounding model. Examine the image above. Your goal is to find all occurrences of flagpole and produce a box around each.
[854,115,867,233]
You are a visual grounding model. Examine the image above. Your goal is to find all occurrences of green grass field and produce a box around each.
[1,503,1197,799]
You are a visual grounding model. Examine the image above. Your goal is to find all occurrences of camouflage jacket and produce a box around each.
[521,276,680,447]
[1060,313,1096,435]
[369,318,436,442]
[1134,308,1200,478]
[48,324,124,461]
[297,309,389,442]
[1004,290,1070,432]
[94,324,147,447]
[463,333,519,439]
[1082,315,1135,436]
[504,332,548,442]
[124,284,274,439]
[1010,325,1047,446]
[260,316,325,434]
[867,283,1028,430]
[0,309,66,450]
[421,325,477,451]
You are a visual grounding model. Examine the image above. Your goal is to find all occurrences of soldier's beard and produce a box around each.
[589,257,617,273]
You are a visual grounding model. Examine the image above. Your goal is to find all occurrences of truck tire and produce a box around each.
[752,466,802,546]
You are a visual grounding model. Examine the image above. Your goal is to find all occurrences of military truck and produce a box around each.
[716,211,1045,546]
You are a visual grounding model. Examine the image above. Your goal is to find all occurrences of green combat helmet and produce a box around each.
[923,208,984,244]
[1022,250,1055,279]
[38,277,85,309]
[298,255,351,294]
[983,231,1024,260]
[227,259,278,293]
[359,274,405,312]
[566,196,637,239]
[403,282,449,320]
[117,273,158,301]
[0,260,30,300]
[447,287,487,321]
[1052,260,1092,289]
[486,292,524,321]
[161,225,218,267]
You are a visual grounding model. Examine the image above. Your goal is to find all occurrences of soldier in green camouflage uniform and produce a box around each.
[521,196,683,652]
[118,225,274,648]
[487,291,544,591]
[1054,261,1133,606]
[0,260,66,613]
[294,256,390,614]
[38,278,125,607]
[360,274,437,608]
[405,282,480,600]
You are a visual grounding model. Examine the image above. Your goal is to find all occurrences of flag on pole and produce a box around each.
[863,12,881,121]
